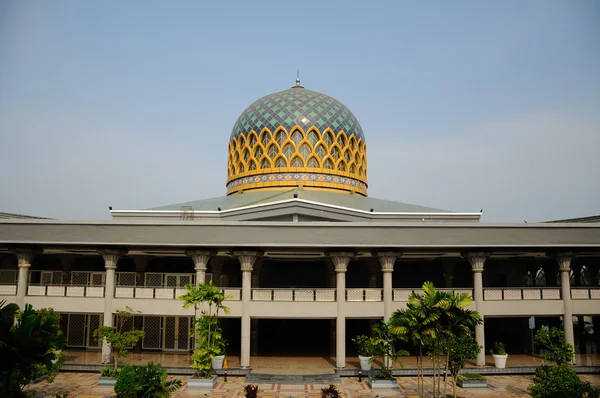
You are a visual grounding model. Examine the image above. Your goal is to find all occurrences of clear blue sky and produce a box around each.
[1,0,599,221]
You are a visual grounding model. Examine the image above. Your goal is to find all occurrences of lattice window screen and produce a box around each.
[205,273,213,283]
[164,317,176,350]
[67,314,86,347]
[142,316,162,349]
[179,275,192,287]
[0,270,17,284]
[88,315,102,348]
[71,271,89,286]
[91,273,105,286]
[178,317,190,350]
[145,273,163,287]
[117,272,136,286]
[166,275,177,288]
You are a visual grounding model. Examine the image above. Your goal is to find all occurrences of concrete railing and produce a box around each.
[0,284,17,295]
[113,286,242,301]
[346,288,382,301]
[393,288,473,302]
[571,288,600,300]
[27,284,105,298]
[251,288,336,302]
[483,288,561,301]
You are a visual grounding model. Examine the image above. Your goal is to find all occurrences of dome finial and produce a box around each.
[295,69,301,86]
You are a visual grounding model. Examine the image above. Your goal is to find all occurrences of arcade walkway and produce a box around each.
[61,350,600,374]
[24,372,600,397]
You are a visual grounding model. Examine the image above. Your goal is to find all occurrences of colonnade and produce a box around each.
[10,248,579,368]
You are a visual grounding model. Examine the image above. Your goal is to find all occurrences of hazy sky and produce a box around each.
[1,1,599,222]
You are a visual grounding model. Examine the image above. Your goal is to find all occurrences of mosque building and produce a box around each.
[1,80,599,370]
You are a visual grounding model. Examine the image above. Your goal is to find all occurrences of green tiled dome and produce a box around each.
[230,86,364,141]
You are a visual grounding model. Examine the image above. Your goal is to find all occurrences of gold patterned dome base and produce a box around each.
[227,126,367,196]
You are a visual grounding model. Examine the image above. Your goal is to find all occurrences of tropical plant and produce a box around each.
[528,327,598,397]
[0,302,66,397]
[100,366,121,378]
[114,362,182,398]
[441,332,481,397]
[388,282,482,398]
[370,321,408,379]
[320,383,341,398]
[178,281,232,378]
[490,341,507,356]
[528,364,599,398]
[244,384,259,398]
[533,328,573,365]
[93,306,145,370]
[351,334,376,357]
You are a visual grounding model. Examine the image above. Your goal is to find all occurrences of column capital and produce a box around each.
[14,248,42,267]
[549,252,575,272]
[235,251,261,272]
[187,251,216,271]
[463,252,490,273]
[100,250,126,270]
[329,254,352,273]
[377,252,401,272]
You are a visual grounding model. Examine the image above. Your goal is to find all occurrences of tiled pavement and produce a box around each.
[25,372,600,397]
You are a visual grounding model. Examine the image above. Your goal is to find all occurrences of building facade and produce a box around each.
[1,81,599,369]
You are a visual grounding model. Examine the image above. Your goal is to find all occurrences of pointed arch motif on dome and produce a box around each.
[322,156,334,170]
[307,129,320,147]
[336,131,347,148]
[298,143,312,160]
[329,144,341,161]
[315,143,327,159]
[237,134,246,150]
[260,129,272,147]
[275,129,287,147]
[349,135,357,151]
[248,131,258,147]
[343,148,352,163]
[290,154,304,168]
[274,155,287,168]
[290,129,304,146]
[337,160,348,172]
[266,143,278,159]
[349,163,356,174]
[282,143,295,160]
[322,130,334,147]
[253,145,264,159]
[307,155,320,168]
[260,157,271,169]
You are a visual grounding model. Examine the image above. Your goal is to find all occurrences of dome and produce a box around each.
[227,83,368,196]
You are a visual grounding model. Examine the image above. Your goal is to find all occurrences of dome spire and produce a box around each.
[293,70,303,88]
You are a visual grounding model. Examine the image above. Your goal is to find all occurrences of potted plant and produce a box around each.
[93,306,145,384]
[351,334,376,371]
[367,322,409,390]
[457,373,487,388]
[178,281,231,388]
[490,341,508,369]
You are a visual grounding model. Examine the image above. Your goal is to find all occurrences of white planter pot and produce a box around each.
[358,355,372,371]
[212,355,225,369]
[492,354,508,369]
[367,377,398,390]
[188,375,217,389]
[98,376,117,386]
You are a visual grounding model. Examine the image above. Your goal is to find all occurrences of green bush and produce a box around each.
[100,366,120,378]
[114,362,182,398]
[528,364,599,398]
[534,328,573,365]
[490,341,507,355]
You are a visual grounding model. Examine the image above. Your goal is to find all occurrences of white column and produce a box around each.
[465,252,489,367]
[101,251,121,364]
[556,253,575,362]
[236,252,259,369]
[187,251,213,286]
[378,253,400,322]
[331,253,352,369]
[15,249,39,308]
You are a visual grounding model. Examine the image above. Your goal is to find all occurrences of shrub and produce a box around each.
[114,362,182,398]
[528,364,599,398]
[244,384,259,398]
[100,366,120,378]
[371,367,394,381]
[490,342,506,356]
[320,383,341,398]
[351,335,376,357]
[534,328,573,365]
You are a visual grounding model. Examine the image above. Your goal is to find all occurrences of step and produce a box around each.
[245,373,341,385]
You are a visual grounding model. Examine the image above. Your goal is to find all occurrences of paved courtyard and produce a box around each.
[25,372,600,397]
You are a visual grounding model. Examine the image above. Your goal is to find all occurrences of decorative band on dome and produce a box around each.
[227,172,367,196]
